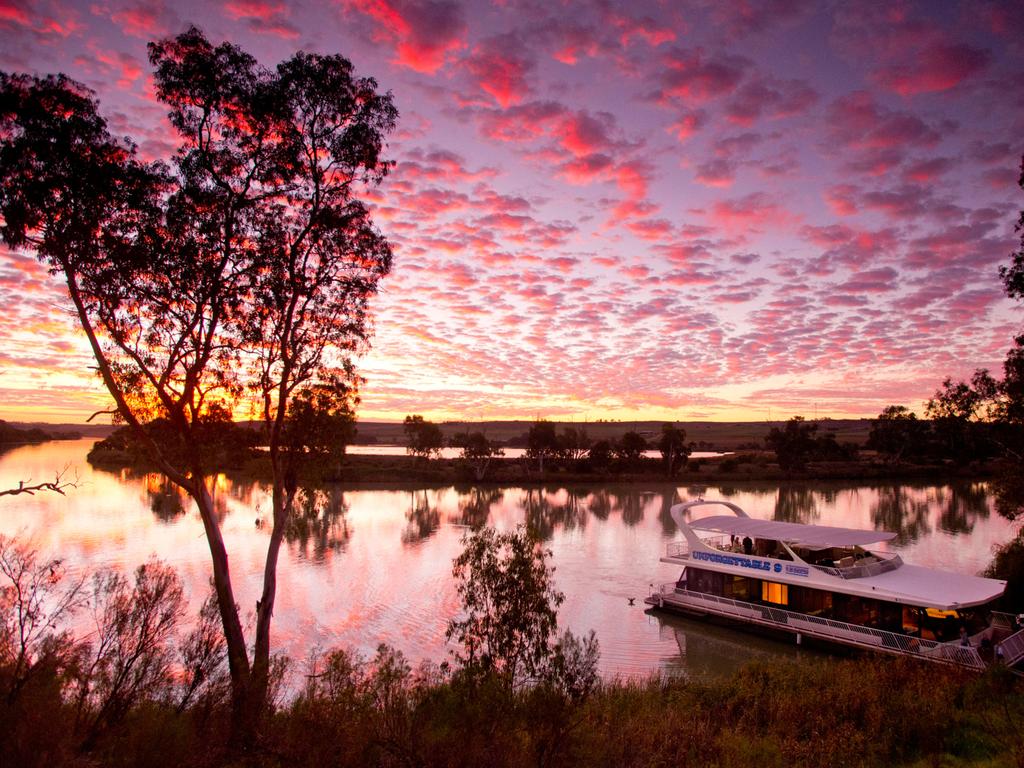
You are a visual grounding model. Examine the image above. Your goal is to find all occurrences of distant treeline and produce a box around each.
[0,420,80,444]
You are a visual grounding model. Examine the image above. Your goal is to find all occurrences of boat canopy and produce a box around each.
[688,515,897,548]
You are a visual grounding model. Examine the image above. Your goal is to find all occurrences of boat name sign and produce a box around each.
[692,550,809,577]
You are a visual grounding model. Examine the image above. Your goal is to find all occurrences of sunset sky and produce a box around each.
[1,0,1022,424]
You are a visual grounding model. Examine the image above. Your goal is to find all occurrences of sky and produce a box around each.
[0,0,1022,424]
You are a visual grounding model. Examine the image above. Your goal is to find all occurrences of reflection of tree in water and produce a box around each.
[934,482,990,535]
[144,473,187,522]
[870,485,931,545]
[588,490,612,521]
[521,487,587,541]
[657,487,685,535]
[618,490,647,527]
[993,471,1024,521]
[286,486,351,561]
[402,489,441,545]
[773,487,821,524]
[452,488,504,529]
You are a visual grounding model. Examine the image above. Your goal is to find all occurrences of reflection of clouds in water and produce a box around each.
[0,439,1019,679]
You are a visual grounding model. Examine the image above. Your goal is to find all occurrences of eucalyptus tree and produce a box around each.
[0,27,396,742]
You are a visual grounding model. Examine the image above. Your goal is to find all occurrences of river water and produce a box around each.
[1,438,1018,680]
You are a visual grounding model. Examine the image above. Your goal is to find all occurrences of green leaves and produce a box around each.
[446,526,562,685]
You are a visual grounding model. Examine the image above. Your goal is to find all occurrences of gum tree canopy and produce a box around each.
[0,28,396,742]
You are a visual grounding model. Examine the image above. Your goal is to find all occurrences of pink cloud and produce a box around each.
[545,21,600,65]
[344,0,466,73]
[837,267,898,293]
[694,158,735,187]
[223,0,299,38]
[475,100,567,143]
[827,91,943,150]
[667,110,707,141]
[709,192,786,230]
[704,0,816,39]
[655,47,750,104]
[873,42,991,95]
[606,10,677,48]
[557,110,618,157]
[0,0,30,26]
[462,33,534,108]
[558,153,614,185]
[626,218,674,241]
[724,77,818,125]
[901,157,955,183]
[97,1,171,37]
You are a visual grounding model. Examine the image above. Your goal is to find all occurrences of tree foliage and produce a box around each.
[867,406,928,462]
[0,28,396,741]
[614,430,647,462]
[283,382,358,472]
[765,417,819,472]
[526,420,559,471]
[586,439,613,469]
[1000,156,1024,302]
[445,525,598,699]
[558,426,590,461]
[452,431,504,481]
[403,415,443,459]
[658,423,689,476]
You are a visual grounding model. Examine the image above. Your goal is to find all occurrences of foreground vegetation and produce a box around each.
[6,528,1024,768]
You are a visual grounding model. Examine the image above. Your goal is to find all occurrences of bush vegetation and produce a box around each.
[5,530,1024,767]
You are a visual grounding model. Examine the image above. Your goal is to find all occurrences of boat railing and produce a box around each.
[666,535,756,560]
[653,583,986,669]
[998,628,1024,666]
[666,540,690,558]
[992,611,1020,631]
[810,553,903,580]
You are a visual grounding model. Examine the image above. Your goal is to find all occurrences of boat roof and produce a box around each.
[689,515,897,548]
[860,563,1006,609]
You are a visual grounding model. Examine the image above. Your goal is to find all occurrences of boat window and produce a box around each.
[761,581,788,605]
[688,568,725,596]
[789,586,831,616]
[723,575,754,601]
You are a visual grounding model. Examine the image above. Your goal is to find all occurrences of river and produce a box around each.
[0,438,1018,680]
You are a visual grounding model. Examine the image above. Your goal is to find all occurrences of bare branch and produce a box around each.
[0,466,80,498]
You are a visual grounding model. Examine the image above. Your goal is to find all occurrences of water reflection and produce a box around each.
[935,482,990,535]
[871,485,931,544]
[452,487,503,529]
[657,488,685,536]
[402,489,441,545]
[143,473,188,522]
[773,487,821,524]
[0,438,1019,681]
[287,487,351,561]
[650,611,822,679]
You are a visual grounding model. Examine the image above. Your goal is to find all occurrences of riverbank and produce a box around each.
[85,444,1012,487]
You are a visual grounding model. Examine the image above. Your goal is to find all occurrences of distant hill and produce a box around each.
[6,421,117,439]
[4,418,874,451]
[351,419,874,450]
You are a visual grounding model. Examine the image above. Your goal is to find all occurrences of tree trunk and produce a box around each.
[191,481,258,748]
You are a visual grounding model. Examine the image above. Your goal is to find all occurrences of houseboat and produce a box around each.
[645,498,1024,669]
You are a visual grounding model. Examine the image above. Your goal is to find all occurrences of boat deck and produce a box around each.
[647,584,1024,670]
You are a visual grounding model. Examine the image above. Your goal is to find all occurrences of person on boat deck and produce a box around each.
[742,536,753,555]
[960,626,971,647]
